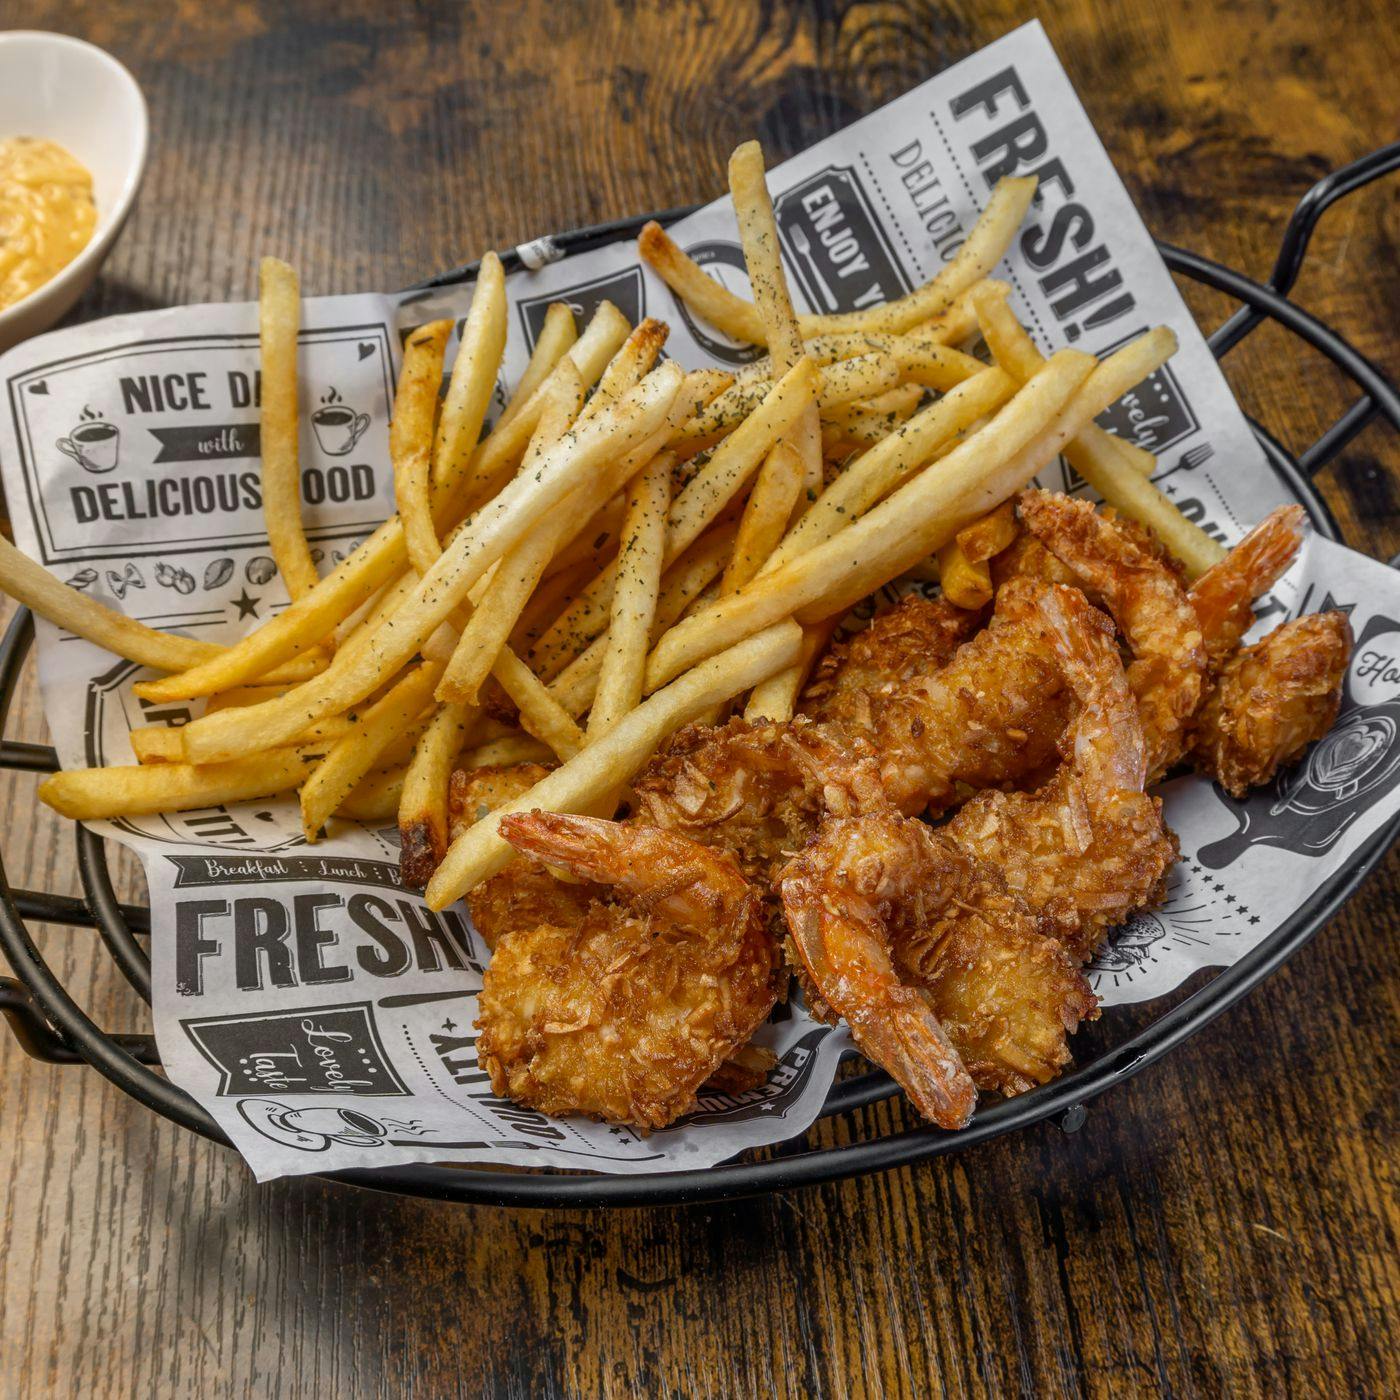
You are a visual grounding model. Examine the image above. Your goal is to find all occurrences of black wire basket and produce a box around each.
[2,144,1398,1208]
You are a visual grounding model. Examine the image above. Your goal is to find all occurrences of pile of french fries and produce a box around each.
[19,142,1225,914]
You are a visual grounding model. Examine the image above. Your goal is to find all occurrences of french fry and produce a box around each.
[954,500,1019,563]
[204,684,287,713]
[729,138,825,514]
[337,764,407,823]
[537,368,732,587]
[431,250,507,491]
[132,517,408,703]
[935,539,994,608]
[589,452,673,738]
[398,701,479,887]
[300,661,443,841]
[576,318,668,426]
[822,384,923,436]
[547,521,737,717]
[437,365,585,704]
[258,258,320,599]
[972,285,1224,576]
[490,647,585,760]
[440,368,715,712]
[457,302,631,509]
[638,176,1035,342]
[0,536,321,682]
[670,352,897,454]
[494,300,575,435]
[424,620,803,906]
[1118,438,1158,475]
[459,733,555,770]
[39,749,313,821]
[743,617,838,722]
[722,441,803,593]
[178,364,685,765]
[510,557,599,651]
[541,489,628,580]
[768,366,1016,572]
[129,710,357,762]
[644,338,1177,689]
[905,277,1008,347]
[732,285,1004,386]
[393,318,454,575]
[528,359,817,679]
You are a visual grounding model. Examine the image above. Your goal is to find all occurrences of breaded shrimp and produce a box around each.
[1191,610,1352,797]
[780,811,1095,1118]
[800,593,984,728]
[1188,505,1305,670]
[780,820,976,1129]
[1018,489,1207,782]
[630,715,888,884]
[946,582,1177,961]
[476,812,779,1130]
[862,575,1072,813]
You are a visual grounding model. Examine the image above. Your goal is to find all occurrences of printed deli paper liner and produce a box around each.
[1,21,1394,1182]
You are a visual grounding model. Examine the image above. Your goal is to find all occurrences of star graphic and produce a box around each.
[442,1017,458,1033]
[1225,894,1237,905]
[1248,915,1261,925]
[232,588,261,620]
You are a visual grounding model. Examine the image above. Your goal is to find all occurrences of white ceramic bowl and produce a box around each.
[0,31,148,353]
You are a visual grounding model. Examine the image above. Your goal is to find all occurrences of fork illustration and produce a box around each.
[1152,442,1215,484]
[787,225,839,312]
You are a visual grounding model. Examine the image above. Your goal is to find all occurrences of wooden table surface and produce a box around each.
[2,2,1397,1395]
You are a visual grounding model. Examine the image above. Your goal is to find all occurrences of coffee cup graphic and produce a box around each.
[57,419,120,474]
[310,403,370,456]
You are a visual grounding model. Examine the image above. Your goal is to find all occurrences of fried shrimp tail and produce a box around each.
[1019,488,1207,781]
[781,831,977,1129]
[476,813,778,1130]
[1188,505,1305,668]
[781,811,1095,1124]
[947,582,1176,960]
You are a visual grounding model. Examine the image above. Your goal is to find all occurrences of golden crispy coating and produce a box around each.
[1188,505,1305,671]
[454,764,566,951]
[1191,611,1352,797]
[630,715,888,884]
[780,810,1094,1125]
[1019,489,1207,782]
[800,593,983,726]
[860,575,1071,814]
[946,582,1177,961]
[990,531,1081,588]
[476,813,779,1130]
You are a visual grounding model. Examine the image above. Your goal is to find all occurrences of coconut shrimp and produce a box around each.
[1191,610,1352,797]
[630,716,889,885]
[475,812,779,1130]
[1018,489,1207,782]
[780,811,1095,1126]
[855,575,1074,814]
[946,582,1177,961]
[1188,505,1305,670]
[800,593,984,729]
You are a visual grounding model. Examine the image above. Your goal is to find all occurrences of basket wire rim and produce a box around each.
[2,152,1398,1206]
